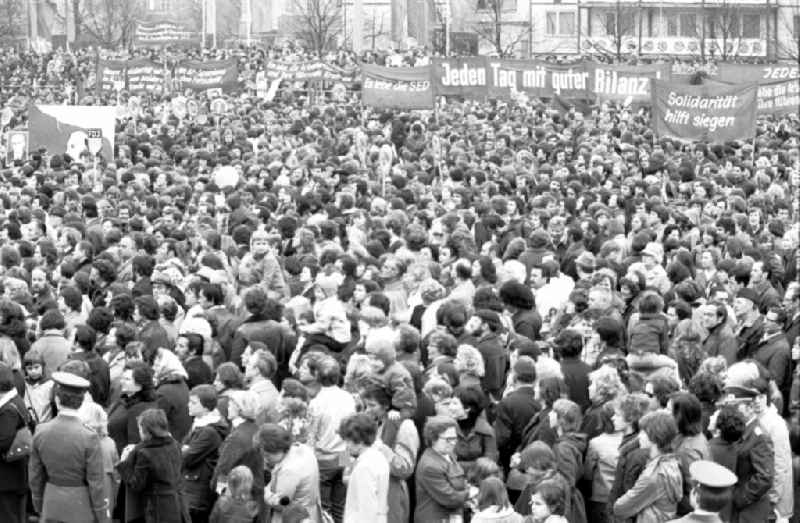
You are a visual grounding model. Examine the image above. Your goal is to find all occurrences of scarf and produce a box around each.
[0,388,18,410]
[192,409,222,430]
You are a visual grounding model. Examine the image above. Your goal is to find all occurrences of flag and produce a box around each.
[28,105,115,161]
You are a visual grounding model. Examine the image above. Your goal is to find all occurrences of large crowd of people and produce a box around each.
[0,45,797,523]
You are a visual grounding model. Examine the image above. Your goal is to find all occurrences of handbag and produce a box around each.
[4,402,33,462]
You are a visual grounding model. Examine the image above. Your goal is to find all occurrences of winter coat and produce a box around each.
[414,448,469,523]
[107,393,158,454]
[555,432,588,486]
[0,392,29,493]
[455,414,498,476]
[156,377,192,443]
[117,435,190,523]
[230,316,295,384]
[212,420,264,501]
[475,331,507,398]
[613,453,683,523]
[561,357,592,413]
[628,313,669,355]
[703,322,738,365]
[181,416,230,512]
[752,332,791,400]
[495,385,541,469]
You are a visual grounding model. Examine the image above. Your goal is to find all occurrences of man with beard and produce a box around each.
[30,267,54,313]
[701,301,738,365]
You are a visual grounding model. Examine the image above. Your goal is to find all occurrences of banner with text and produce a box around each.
[264,60,357,83]
[717,63,799,84]
[588,62,671,103]
[713,63,799,115]
[430,58,669,101]
[754,79,800,115]
[361,64,433,109]
[126,58,165,93]
[173,59,239,92]
[96,60,127,93]
[651,80,757,142]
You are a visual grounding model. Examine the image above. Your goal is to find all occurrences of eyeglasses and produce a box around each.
[441,435,458,443]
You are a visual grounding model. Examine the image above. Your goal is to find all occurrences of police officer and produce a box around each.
[28,371,110,523]
[723,384,776,523]
[668,460,737,523]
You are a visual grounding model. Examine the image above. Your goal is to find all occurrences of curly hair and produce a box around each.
[455,344,485,378]
[617,392,653,430]
[588,365,626,405]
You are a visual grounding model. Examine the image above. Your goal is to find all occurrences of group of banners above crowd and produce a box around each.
[15,58,790,158]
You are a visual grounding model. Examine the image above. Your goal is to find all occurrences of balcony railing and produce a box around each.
[581,36,766,56]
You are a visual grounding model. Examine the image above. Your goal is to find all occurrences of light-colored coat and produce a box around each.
[344,443,390,523]
[267,443,321,523]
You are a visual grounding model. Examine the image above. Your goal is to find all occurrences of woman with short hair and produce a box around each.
[117,408,189,523]
[415,415,470,522]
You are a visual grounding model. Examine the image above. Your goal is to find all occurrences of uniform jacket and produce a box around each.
[414,448,469,523]
[731,419,774,523]
[117,435,190,523]
[29,411,109,523]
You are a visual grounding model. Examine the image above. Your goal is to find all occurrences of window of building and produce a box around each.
[667,14,678,37]
[477,0,516,12]
[679,13,696,37]
[546,12,575,36]
[741,14,760,38]
[560,12,575,35]
[605,12,636,36]
[647,9,659,37]
[708,12,741,38]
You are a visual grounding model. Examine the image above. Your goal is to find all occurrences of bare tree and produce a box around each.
[80,0,146,47]
[580,0,638,61]
[472,0,525,57]
[705,0,745,61]
[0,0,25,41]
[364,12,389,50]
[289,0,342,56]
